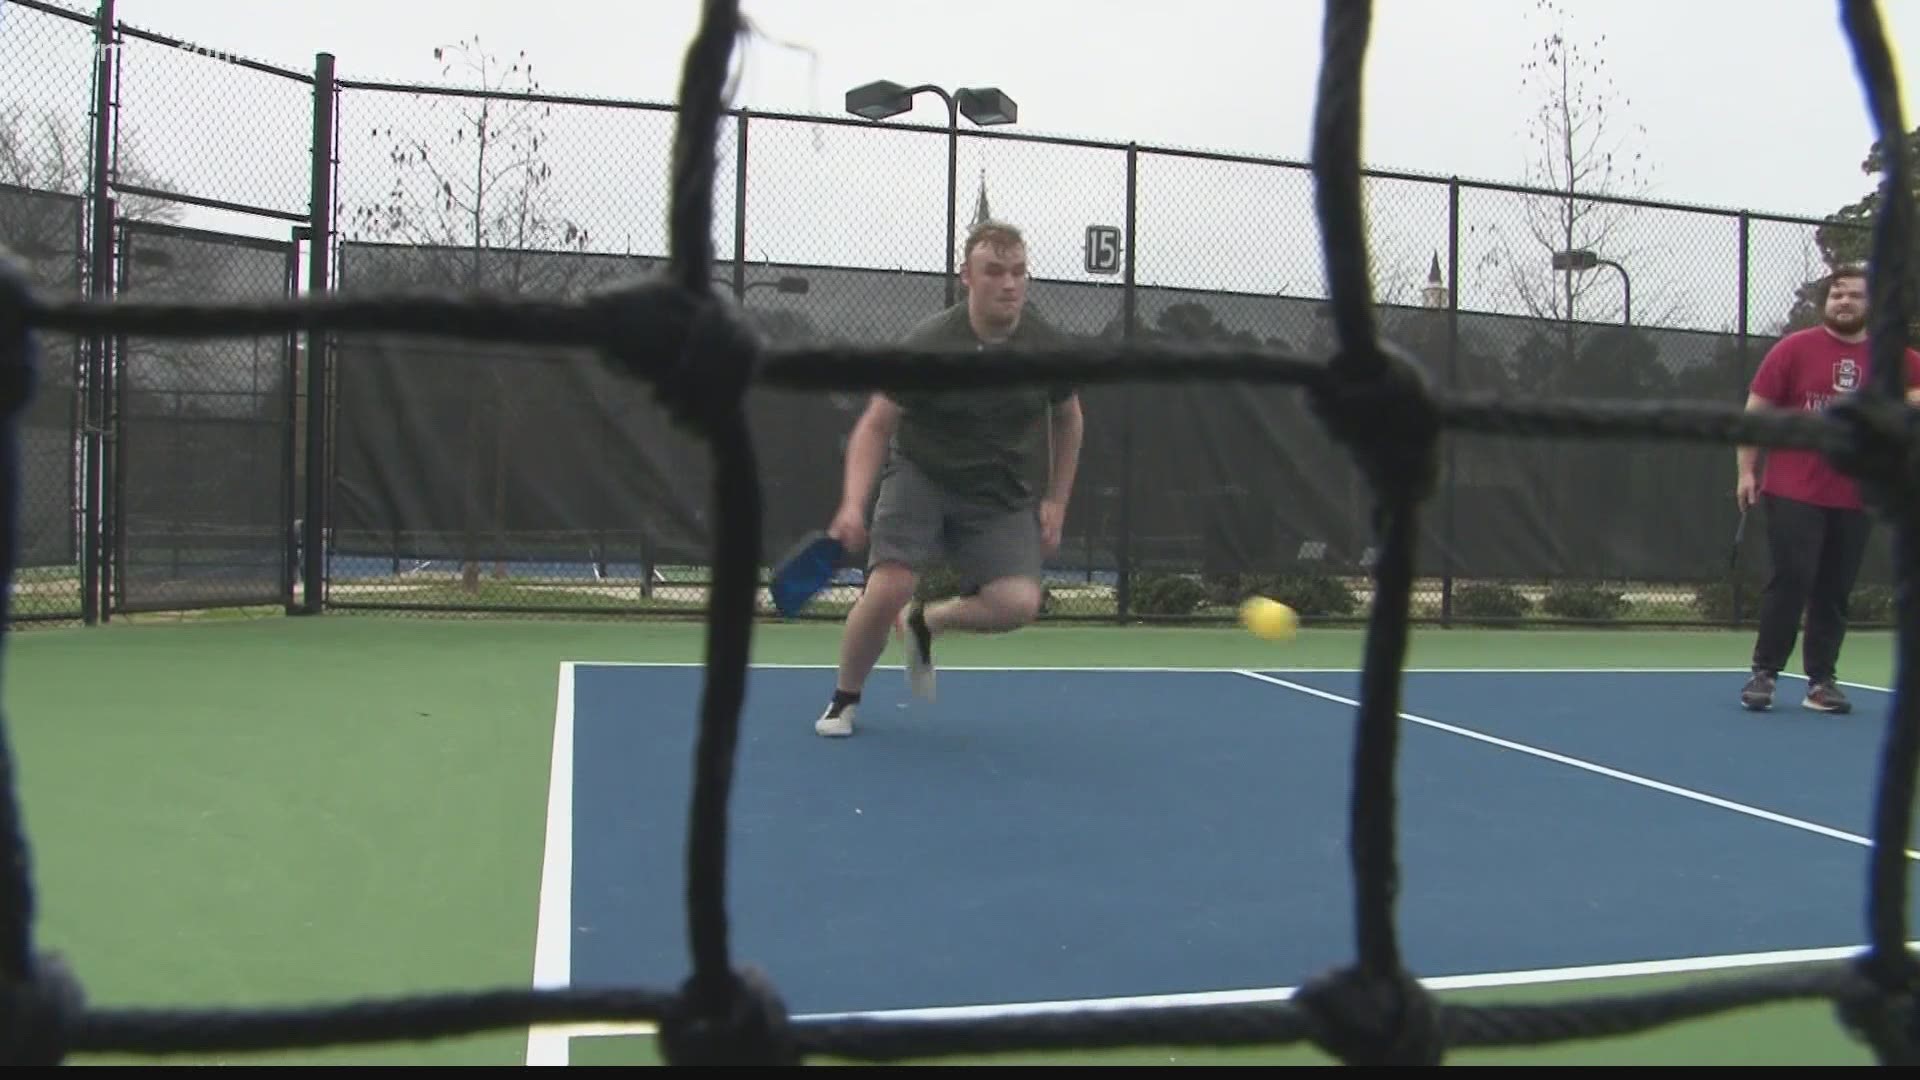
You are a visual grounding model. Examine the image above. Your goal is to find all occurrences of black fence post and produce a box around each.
[284,230,307,614]
[81,0,117,627]
[300,52,336,615]
[1115,142,1138,622]
[104,202,123,622]
[1440,178,1459,628]
[1733,210,1751,624]
[733,109,748,300]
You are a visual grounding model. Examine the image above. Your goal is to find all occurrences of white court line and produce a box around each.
[528,663,1905,1057]
[1235,670,1919,860]
[1776,672,1898,695]
[544,939,1909,1042]
[563,661,1903,697]
[525,661,577,1067]
[571,661,1770,675]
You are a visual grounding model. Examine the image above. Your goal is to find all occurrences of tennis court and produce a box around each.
[8,614,1903,1066]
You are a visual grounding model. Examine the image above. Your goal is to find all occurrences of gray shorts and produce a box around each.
[867,457,1041,592]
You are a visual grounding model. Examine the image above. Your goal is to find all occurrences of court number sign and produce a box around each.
[1084,225,1122,276]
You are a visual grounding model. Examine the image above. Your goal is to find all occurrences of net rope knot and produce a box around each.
[0,952,85,1066]
[1308,340,1441,507]
[1833,951,1920,1065]
[1294,964,1444,1066]
[585,277,760,439]
[656,966,799,1066]
[1825,390,1920,520]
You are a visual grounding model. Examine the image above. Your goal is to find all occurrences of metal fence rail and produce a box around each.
[0,0,1891,627]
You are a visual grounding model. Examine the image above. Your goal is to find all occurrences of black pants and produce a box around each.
[1751,494,1872,682]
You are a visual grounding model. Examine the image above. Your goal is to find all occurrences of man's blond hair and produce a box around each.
[961,219,1025,266]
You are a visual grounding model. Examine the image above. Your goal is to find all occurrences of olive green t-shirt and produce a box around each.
[885,303,1075,511]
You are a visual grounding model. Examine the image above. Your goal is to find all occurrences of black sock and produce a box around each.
[828,688,860,716]
[907,603,932,659]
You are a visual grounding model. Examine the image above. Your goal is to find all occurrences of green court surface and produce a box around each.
[2,613,1903,1066]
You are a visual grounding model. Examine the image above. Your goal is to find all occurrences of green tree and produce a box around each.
[1155,301,1258,346]
[1780,125,1915,335]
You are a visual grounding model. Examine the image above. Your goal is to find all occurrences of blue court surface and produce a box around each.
[528,662,1914,1055]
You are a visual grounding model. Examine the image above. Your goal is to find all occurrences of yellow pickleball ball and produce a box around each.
[1240,596,1299,640]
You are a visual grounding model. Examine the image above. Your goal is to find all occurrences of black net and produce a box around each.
[110,222,295,613]
[1,0,1918,1069]
[301,37,1896,629]
[327,245,1898,625]
[328,244,827,615]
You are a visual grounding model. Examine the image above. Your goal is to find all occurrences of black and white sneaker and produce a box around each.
[1739,670,1775,711]
[815,689,860,737]
[895,601,936,701]
[815,701,855,737]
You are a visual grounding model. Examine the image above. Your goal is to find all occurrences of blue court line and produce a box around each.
[541,663,1905,1028]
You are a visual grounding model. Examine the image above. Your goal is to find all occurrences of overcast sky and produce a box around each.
[7,0,1920,332]
[89,0,1920,213]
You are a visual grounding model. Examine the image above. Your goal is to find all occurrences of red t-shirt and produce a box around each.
[1749,325,1920,509]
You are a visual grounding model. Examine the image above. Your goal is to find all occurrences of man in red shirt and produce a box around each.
[1737,265,1920,714]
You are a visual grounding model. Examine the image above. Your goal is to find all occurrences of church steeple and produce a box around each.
[1421,251,1449,308]
[971,169,991,226]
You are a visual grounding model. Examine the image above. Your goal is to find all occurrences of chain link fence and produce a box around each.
[0,1,97,621]
[0,3,1898,627]
[111,221,296,613]
[108,23,313,222]
[0,0,315,623]
[0,182,85,620]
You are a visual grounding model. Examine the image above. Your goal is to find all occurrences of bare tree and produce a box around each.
[0,104,180,214]
[0,104,180,264]
[350,37,592,283]
[1473,0,1657,342]
[347,37,596,591]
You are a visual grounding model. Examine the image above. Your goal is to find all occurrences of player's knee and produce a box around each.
[992,577,1044,626]
[864,561,918,606]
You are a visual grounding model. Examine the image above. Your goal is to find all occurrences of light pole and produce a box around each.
[845,80,1018,306]
[1551,248,1632,326]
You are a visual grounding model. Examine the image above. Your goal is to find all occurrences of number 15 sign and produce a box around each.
[1084,225,1122,276]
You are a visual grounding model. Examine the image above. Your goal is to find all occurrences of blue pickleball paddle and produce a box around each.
[769,530,847,617]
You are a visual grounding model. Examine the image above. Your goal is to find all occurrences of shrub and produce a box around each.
[1453,582,1532,620]
[1541,582,1628,621]
[1130,572,1209,616]
[1693,582,1742,622]
[1851,585,1895,624]
[1265,573,1359,617]
[1202,572,1257,607]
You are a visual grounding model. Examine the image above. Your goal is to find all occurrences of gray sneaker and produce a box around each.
[1740,670,1775,711]
[1802,680,1852,715]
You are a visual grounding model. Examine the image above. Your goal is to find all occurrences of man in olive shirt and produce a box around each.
[816,220,1085,737]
